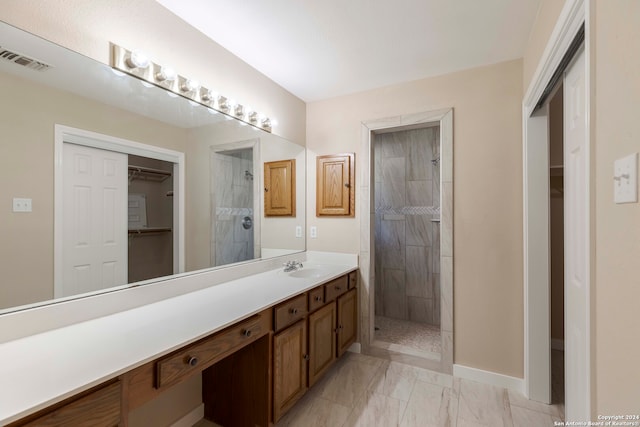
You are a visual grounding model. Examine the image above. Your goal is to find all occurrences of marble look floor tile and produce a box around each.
[510,405,562,427]
[343,388,406,427]
[457,379,513,427]
[414,367,454,389]
[399,380,455,427]
[368,360,418,402]
[507,389,563,418]
[275,395,351,427]
[319,357,382,408]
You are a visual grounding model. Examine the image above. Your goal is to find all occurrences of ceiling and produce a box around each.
[155,0,541,102]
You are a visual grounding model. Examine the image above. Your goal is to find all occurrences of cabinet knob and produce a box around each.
[335,286,341,291]
[303,354,310,361]
[315,296,322,302]
[187,356,198,367]
[345,183,350,188]
[264,188,269,192]
[290,308,299,315]
[243,329,252,337]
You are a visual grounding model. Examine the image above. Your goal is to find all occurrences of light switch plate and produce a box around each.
[614,153,638,204]
[13,197,32,212]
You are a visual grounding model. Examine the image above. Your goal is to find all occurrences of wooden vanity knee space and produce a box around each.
[8,270,358,427]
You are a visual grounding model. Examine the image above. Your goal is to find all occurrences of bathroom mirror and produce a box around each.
[0,21,305,313]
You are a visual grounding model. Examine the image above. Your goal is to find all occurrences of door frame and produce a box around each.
[360,108,454,374]
[522,0,590,411]
[54,124,185,297]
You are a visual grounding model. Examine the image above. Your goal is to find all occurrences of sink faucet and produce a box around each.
[283,260,303,272]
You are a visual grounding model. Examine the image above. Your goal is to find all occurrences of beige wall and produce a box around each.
[307,59,525,378]
[593,0,640,414]
[0,71,187,310]
[522,0,567,94]
[1,0,306,144]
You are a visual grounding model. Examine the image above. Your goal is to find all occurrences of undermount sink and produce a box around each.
[287,268,326,279]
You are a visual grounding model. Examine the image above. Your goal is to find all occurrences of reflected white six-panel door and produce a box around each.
[62,143,128,297]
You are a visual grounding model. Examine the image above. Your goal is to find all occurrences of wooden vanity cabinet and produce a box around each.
[273,320,307,422]
[307,302,337,387]
[316,153,355,217]
[7,380,122,427]
[337,288,358,356]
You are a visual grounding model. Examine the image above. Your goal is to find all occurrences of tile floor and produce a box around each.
[196,351,565,427]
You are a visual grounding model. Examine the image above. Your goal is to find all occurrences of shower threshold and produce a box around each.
[373,315,441,360]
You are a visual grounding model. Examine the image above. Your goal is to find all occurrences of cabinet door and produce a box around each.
[316,153,355,216]
[273,320,307,421]
[337,288,358,357]
[308,302,336,387]
[264,159,296,216]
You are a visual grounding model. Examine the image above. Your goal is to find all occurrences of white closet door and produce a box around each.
[62,143,128,296]
[563,47,590,420]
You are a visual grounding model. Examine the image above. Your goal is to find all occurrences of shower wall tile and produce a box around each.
[407,129,433,181]
[380,219,406,269]
[408,297,432,324]
[406,245,431,298]
[406,215,431,246]
[406,180,432,206]
[380,133,407,158]
[383,268,407,319]
[381,157,406,208]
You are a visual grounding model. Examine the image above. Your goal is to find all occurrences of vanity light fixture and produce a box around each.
[111,43,274,132]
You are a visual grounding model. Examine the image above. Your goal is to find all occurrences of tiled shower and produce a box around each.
[374,127,441,327]
[211,148,255,266]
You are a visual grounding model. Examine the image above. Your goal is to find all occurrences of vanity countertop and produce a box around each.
[0,253,357,424]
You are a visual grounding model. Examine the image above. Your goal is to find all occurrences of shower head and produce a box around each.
[244,170,254,180]
[431,157,440,166]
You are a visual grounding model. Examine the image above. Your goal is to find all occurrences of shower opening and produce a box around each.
[211,145,258,267]
[372,125,441,360]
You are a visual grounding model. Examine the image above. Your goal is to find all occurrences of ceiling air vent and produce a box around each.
[0,46,52,71]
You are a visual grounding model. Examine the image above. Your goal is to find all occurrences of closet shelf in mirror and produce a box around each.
[128,227,172,235]
[128,165,172,183]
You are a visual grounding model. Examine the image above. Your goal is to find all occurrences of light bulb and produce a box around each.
[126,50,150,69]
[181,79,199,92]
[155,66,176,82]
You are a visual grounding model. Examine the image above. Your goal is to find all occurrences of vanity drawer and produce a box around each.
[308,286,325,312]
[274,294,307,332]
[325,275,349,302]
[9,380,121,427]
[348,271,358,289]
[156,310,271,389]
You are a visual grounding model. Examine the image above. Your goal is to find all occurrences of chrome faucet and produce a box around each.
[283,260,303,272]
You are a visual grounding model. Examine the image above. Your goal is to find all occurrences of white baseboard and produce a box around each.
[348,342,362,353]
[551,338,565,351]
[453,364,525,395]
[170,404,204,427]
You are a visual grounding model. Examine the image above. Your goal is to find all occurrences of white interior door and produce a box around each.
[563,47,590,420]
[62,143,128,296]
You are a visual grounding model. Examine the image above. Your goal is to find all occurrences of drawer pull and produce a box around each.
[290,308,299,315]
[335,286,341,291]
[243,329,252,337]
[303,354,310,361]
[314,296,322,302]
[187,356,198,367]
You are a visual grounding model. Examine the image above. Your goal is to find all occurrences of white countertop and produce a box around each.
[0,254,357,424]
